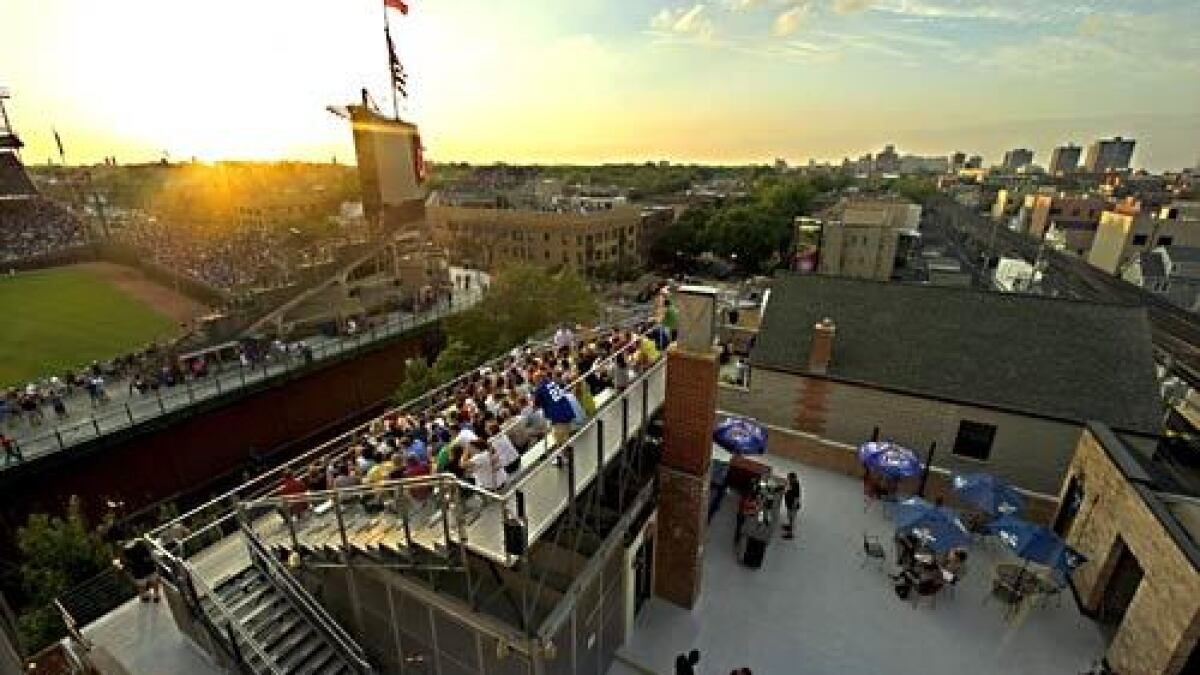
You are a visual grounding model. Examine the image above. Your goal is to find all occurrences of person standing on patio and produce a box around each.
[783,472,802,539]
[735,490,759,545]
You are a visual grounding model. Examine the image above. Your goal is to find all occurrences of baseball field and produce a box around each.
[0,263,207,386]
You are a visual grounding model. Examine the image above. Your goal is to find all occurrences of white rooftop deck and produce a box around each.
[614,453,1107,675]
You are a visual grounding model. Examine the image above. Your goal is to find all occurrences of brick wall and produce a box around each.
[763,424,1059,525]
[654,347,718,609]
[720,368,1098,496]
[1059,429,1200,675]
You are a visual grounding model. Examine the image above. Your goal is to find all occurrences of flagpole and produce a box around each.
[382,4,399,120]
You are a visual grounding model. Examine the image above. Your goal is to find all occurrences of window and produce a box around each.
[1158,236,1174,247]
[1131,234,1148,246]
[952,421,996,461]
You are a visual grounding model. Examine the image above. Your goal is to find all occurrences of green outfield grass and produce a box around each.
[0,266,178,386]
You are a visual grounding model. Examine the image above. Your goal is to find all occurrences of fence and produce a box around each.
[3,293,477,469]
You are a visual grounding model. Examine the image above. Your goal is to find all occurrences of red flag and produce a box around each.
[384,0,408,14]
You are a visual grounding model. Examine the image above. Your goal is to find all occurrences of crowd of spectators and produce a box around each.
[277,318,670,510]
[0,198,88,264]
[114,219,345,293]
[0,338,289,434]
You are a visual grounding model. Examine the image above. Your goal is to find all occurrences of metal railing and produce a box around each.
[4,293,481,468]
[241,520,374,674]
[238,357,669,566]
[158,550,287,675]
[145,313,649,555]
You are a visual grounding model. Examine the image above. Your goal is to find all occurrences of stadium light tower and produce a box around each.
[0,86,25,151]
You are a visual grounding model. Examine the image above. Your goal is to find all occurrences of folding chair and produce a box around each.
[860,534,887,570]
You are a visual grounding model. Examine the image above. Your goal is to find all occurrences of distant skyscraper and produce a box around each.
[1002,148,1035,171]
[949,151,966,172]
[874,144,900,173]
[1083,136,1136,173]
[965,155,983,170]
[1048,144,1082,176]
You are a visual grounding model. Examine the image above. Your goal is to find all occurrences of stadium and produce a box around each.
[0,89,456,446]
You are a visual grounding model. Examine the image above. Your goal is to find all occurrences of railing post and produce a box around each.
[156,389,165,413]
[284,506,300,554]
[566,445,577,529]
[91,418,101,436]
[596,420,605,498]
[224,622,245,668]
[240,365,247,386]
[125,403,134,425]
[56,430,65,450]
[215,374,222,394]
[398,485,414,552]
[333,491,352,555]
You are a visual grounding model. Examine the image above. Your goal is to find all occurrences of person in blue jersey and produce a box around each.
[533,370,577,446]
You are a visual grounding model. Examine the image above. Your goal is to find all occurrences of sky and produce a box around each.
[1,0,1199,170]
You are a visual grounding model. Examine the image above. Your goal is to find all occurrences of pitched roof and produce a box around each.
[0,152,37,199]
[753,273,1162,434]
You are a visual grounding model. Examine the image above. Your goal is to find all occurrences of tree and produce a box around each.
[446,264,599,364]
[649,205,713,268]
[431,340,477,385]
[393,357,435,405]
[15,497,115,652]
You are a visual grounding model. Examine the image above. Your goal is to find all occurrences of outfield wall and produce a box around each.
[0,318,445,545]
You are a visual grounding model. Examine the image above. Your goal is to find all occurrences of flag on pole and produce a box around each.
[385,26,408,99]
[384,0,409,14]
[53,128,65,164]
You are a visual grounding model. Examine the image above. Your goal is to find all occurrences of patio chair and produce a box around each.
[860,534,887,570]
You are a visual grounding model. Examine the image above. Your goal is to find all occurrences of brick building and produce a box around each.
[719,274,1162,495]
[427,204,641,275]
[1055,424,1200,674]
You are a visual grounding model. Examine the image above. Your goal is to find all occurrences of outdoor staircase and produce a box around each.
[201,567,357,675]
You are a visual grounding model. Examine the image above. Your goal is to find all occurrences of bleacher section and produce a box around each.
[0,152,36,199]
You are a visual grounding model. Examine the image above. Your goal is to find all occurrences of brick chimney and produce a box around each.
[656,286,718,610]
[808,318,836,374]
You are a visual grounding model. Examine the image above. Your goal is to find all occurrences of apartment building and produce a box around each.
[814,196,922,281]
[427,205,641,275]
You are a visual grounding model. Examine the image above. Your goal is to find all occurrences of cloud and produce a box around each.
[833,0,874,14]
[728,0,765,11]
[772,4,812,37]
[650,3,718,44]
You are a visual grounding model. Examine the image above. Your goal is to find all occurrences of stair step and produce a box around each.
[278,628,330,671]
[254,612,303,651]
[270,622,319,661]
[297,645,342,675]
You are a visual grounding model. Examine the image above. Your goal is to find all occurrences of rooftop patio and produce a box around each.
[613,453,1107,675]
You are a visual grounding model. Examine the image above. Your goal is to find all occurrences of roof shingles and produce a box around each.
[753,273,1162,435]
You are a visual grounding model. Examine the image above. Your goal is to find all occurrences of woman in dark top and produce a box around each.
[121,538,161,603]
[783,472,802,539]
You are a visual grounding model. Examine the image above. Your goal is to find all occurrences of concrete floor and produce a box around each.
[84,598,218,675]
[614,454,1106,675]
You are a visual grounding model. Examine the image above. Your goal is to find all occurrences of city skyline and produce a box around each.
[1,0,1199,170]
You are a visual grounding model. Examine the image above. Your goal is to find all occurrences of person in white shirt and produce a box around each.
[462,440,506,490]
[486,421,521,474]
[553,325,575,351]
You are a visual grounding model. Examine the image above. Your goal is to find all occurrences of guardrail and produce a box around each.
[242,520,374,674]
[239,356,668,566]
[4,293,480,470]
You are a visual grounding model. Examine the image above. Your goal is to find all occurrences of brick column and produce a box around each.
[654,346,718,609]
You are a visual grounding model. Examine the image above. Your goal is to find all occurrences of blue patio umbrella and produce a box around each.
[713,416,768,455]
[985,515,1087,581]
[858,440,892,464]
[951,472,1025,516]
[891,497,971,552]
[863,444,922,479]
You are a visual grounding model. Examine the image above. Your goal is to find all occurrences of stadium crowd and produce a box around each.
[0,338,289,441]
[0,198,88,264]
[115,218,363,294]
[277,319,669,504]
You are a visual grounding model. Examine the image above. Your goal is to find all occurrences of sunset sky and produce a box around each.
[1,0,1198,170]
